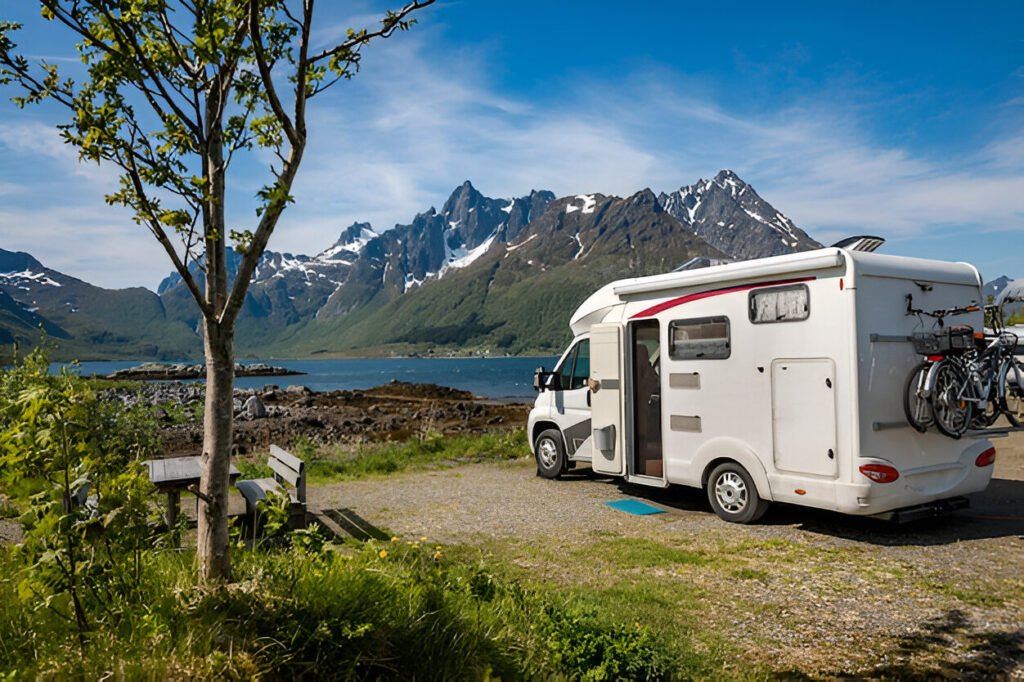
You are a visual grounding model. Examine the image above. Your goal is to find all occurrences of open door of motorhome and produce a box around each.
[590,323,624,476]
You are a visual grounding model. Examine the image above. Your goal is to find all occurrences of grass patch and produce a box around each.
[918,579,1005,607]
[581,537,712,569]
[0,538,686,680]
[731,567,770,582]
[246,430,532,483]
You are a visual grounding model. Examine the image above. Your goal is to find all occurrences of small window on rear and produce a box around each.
[749,284,810,323]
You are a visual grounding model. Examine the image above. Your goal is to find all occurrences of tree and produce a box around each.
[0,0,434,581]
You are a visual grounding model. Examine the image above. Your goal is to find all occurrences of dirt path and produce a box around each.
[309,432,1024,678]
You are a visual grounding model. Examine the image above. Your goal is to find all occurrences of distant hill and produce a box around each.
[3,170,827,359]
[0,249,199,361]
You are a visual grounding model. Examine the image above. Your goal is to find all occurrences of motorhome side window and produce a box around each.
[749,284,809,323]
[669,316,730,360]
[557,339,591,390]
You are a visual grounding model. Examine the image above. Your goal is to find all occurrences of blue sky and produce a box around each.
[1,1,1021,290]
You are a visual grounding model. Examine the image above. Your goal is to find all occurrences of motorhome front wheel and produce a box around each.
[534,429,567,479]
[707,462,770,524]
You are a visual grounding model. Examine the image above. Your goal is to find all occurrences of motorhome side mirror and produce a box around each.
[533,367,560,392]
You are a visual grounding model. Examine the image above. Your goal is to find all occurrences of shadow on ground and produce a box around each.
[804,610,1024,680]
[560,468,1024,546]
[313,507,390,541]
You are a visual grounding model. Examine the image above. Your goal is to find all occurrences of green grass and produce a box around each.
[579,537,712,569]
[0,537,687,680]
[917,579,1006,607]
[240,430,531,483]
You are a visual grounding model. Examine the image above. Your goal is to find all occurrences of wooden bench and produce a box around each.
[236,445,307,530]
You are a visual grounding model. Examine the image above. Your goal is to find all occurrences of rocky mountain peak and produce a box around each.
[0,249,46,275]
[659,169,821,261]
[317,222,378,262]
[630,188,662,210]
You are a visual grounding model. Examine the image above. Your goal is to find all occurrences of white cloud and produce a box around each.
[2,17,1022,290]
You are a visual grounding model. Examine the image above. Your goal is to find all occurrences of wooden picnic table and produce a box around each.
[144,456,241,538]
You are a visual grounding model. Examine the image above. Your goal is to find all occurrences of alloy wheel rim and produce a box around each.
[715,472,748,513]
[538,438,558,469]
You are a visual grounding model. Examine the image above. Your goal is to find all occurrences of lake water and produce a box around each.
[63,356,561,400]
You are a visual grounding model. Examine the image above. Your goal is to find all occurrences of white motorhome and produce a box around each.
[528,244,997,523]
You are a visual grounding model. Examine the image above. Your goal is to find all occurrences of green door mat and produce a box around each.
[606,499,665,515]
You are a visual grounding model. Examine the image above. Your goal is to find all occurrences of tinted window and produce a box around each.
[558,344,578,390]
[669,316,730,360]
[557,339,591,390]
[749,284,809,323]
[572,339,591,390]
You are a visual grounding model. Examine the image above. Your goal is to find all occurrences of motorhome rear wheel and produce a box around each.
[707,462,770,524]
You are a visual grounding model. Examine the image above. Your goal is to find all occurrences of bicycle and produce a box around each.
[904,295,1024,437]
[903,323,977,437]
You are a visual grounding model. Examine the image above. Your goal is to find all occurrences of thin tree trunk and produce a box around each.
[197,318,234,581]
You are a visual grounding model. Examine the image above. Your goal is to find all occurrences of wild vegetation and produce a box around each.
[0,351,682,679]
[1,0,436,582]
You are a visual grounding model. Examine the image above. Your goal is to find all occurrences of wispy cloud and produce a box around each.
[1,18,1021,289]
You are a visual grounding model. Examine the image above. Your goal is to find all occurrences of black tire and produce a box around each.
[534,429,567,479]
[998,358,1024,427]
[930,360,972,439]
[903,361,934,433]
[706,462,769,524]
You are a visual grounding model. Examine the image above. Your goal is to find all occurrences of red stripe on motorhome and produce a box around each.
[629,276,817,319]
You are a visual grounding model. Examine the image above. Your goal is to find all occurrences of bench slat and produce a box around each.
[270,445,305,473]
[269,456,302,487]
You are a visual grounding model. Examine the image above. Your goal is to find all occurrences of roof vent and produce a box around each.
[831,235,886,252]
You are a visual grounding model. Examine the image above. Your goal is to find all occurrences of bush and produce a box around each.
[0,537,678,680]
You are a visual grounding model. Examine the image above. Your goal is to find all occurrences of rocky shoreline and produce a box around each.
[103,362,302,381]
[102,380,529,457]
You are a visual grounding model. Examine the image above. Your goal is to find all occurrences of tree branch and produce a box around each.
[120,149,211,318]
[307,0,435,65]
[248,0,298,147]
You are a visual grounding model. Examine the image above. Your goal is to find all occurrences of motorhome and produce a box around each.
[528,243,997,523]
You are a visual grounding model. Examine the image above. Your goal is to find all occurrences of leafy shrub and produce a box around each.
[0,536,681,680]
[0,346,163,650]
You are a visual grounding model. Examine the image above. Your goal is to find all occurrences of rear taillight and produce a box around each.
[927,355,944,362]
[975,447,996,467]
[859,464,900,483]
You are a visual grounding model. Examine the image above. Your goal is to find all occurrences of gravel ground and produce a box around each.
[308,431,1024,678]
[2,421,1020,677]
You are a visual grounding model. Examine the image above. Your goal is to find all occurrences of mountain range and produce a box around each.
[0,169,881,361]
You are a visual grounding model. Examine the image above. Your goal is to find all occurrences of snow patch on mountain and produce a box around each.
[317,226,377,262]
[0,269,62,288]
[439,232,497,278]
[505,234,537,253]
[565,194,597,214]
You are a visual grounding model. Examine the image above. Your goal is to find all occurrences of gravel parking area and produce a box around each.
[309,431,1024,678]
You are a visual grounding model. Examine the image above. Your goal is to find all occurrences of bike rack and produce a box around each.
[872,421,909,431]
[964,424,1024,439]
[872,421,1024,438]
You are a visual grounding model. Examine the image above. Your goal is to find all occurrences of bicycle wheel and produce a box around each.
[930,360,973,439]
[903,361,934,432]
[998,358,1024,427]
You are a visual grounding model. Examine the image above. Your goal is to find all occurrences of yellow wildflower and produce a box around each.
[378,549,388,559]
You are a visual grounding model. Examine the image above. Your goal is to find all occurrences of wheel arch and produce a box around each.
[531,421,565,454]
[694,437,774,502]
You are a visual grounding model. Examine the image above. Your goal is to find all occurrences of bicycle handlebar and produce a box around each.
[905,294,980,321]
